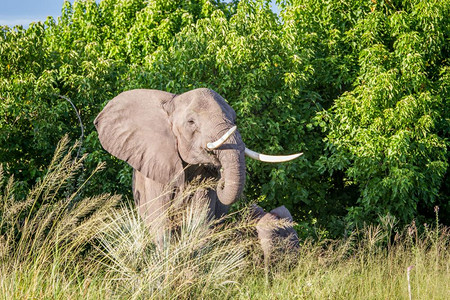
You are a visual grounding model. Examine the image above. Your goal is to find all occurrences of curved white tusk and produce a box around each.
[207,126,237,150]
[245,147,303,163]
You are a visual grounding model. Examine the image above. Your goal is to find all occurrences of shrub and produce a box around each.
[1,0,448,236]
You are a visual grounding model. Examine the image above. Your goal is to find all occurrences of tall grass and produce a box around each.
[95,181,249,299]
[240,218,450,299]
[0,137,448,299]
[0,137,249,299]
[0,136,120,299]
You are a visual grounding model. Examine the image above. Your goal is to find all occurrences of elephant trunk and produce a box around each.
[216,131,246,206]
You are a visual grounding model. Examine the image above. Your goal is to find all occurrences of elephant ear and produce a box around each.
[249,204,266,220]
[94,89,183,185]
[270,206,294,221]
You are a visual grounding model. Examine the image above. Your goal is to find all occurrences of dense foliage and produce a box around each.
[1,0,448,237]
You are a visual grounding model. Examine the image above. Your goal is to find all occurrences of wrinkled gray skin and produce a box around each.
[250,204,299,266]
[94,88,246,245]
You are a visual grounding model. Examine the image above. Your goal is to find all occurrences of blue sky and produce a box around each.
[0,0,69,27]
[0,0,279,27]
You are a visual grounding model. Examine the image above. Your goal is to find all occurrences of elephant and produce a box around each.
[94,88,302,247]
[250,204,300,267]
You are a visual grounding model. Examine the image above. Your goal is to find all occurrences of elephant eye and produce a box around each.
[187,119,195,126]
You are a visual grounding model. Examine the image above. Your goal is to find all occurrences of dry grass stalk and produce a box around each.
[94,178,250,299]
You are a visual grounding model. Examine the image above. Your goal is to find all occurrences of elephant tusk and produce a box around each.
[207,126,237,150]
[244,147,303,163]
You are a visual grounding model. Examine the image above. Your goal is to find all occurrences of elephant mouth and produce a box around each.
[184,162,220,182]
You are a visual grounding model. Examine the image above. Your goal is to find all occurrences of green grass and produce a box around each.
[1,138,449,299]
[240,225,450,299]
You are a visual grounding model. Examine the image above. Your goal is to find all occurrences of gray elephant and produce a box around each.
[94,88,302,246]
[250,204,300,267]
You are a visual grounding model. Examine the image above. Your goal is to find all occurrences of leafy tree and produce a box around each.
[0,0,233,198]
[0,0,448,237]
[312,0,449,227]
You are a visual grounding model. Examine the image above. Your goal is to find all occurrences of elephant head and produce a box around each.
[250,204,300,267]
[94,88,302,213]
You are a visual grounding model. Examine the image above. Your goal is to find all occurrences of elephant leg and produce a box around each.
[184,165,227,221]
[133,169,171,250]
[189,187,229,221]
[189,186,216,221]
